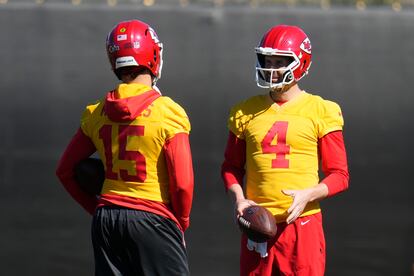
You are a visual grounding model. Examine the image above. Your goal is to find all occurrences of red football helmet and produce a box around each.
[255,25,312,89]
[106,20,163,81]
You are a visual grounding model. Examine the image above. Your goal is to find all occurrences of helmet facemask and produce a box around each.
[256,66,295,89]
[154,43,163,85]
[255,49,300,90]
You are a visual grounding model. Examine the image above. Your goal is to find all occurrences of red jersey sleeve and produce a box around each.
[221,131,246,191]
[319,131,350,197]
[164,133,194,231]
[56,128,98,214]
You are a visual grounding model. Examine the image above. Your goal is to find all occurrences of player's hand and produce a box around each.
[234,198,257,222]
[228,184,257,224]
[282,188,313,224]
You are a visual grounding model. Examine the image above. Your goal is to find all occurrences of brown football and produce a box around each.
[74,158,105,196]
[238,205,277,243]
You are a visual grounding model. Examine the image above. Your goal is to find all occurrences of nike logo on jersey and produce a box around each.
[300,219,311,226]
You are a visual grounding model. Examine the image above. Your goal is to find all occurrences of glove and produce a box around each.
[247,238,268,258]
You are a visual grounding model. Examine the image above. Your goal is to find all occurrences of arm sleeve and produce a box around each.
[319,130,349,197]
[164,133,194,231]
[221,131,246,191]
[55,128,98,214]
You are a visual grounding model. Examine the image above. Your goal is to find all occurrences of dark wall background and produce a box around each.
[0,4,413,275]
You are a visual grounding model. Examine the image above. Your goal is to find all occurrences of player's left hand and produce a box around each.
[282,188,313,224]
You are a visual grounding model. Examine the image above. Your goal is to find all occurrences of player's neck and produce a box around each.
[123,74,153,87]
[269,84,302,103]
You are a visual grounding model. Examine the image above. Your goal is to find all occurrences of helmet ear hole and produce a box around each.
[301,59,307,70]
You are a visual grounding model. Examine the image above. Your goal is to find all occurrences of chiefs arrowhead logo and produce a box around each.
[300,38,312,54]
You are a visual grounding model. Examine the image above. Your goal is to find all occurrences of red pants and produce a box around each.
[240,212,325,276]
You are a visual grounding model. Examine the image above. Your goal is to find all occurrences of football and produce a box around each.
[238,205,277,243]
[74,158,105,196]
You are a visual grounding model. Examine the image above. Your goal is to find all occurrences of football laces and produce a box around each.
[238,217,251,229]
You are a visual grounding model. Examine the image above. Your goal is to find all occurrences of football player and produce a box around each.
[221,25,349,275]
[56,20,193,275]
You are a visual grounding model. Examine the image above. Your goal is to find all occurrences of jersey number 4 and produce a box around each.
[261,121,290,168]
[99,125,147,182]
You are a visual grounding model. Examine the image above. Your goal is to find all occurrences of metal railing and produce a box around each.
[0,0,412,11]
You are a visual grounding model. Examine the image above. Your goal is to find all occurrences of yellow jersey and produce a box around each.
[228,91,343,221]
[80,83,190,204]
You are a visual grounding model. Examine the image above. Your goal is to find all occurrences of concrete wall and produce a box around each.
[0,4,413,275]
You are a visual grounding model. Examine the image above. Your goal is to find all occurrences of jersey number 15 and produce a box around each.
[99,124,147,182]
